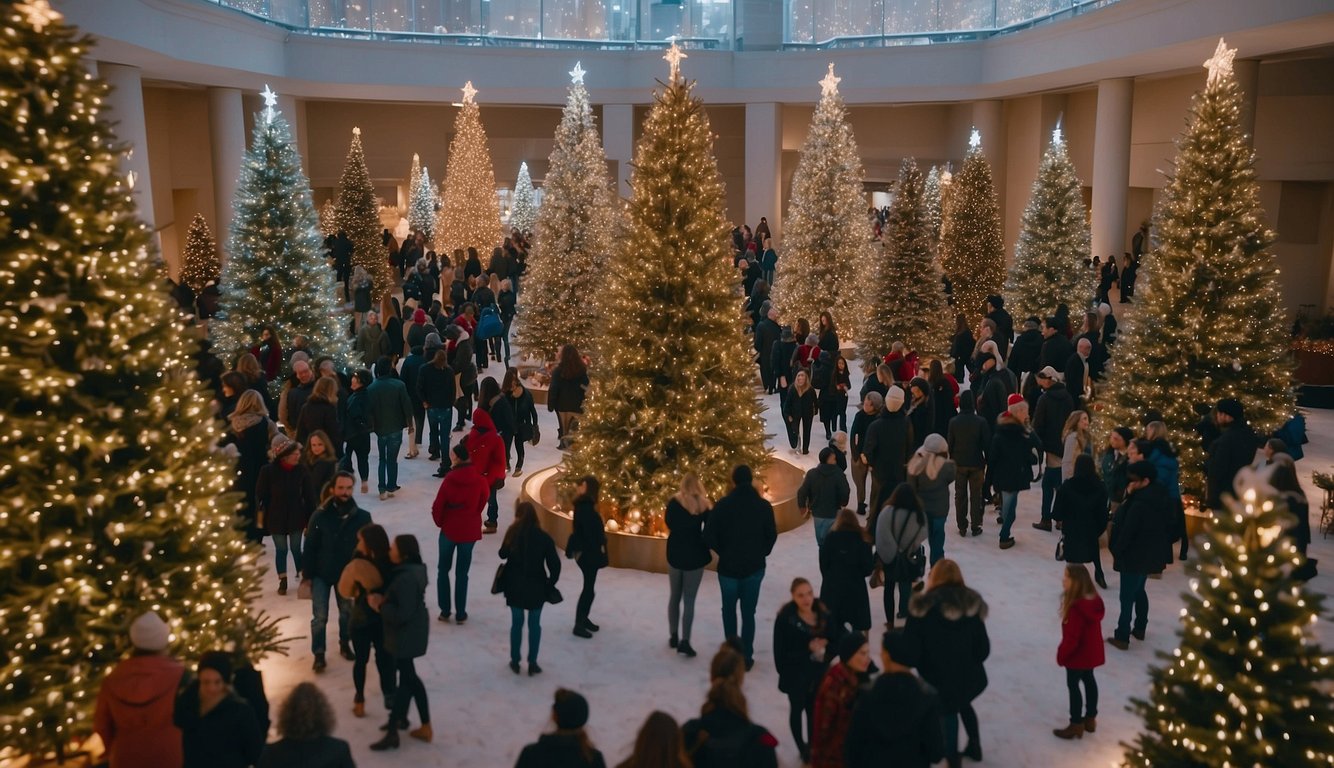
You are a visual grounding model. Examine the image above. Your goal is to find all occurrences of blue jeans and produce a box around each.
[487,487,499,526]
[812,516,835,546]
[1040,466,1062,521]
[718,567,765,662]
[310,576,352,655]
[427,407,451,457]
[927,515,947,565]
[271,532,303,576]
[510,605,543,664]
[437,534,475,618]
[1115,571,1149,641]
[376,431,403,492]
[998,491,1020,541]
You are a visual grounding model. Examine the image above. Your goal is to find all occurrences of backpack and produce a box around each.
[477,306,503,339]
[688,722,775,768]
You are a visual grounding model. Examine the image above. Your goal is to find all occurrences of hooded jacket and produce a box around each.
[1057,595,1106,670]
[798,463,851,519]
[465,408,507,486]
[94,654,187,768]
[431,461,490,543]
[381,562,429,659]
[844,672,945,768]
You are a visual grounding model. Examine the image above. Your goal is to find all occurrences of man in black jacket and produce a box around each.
[1032,367,1073,530]
[863,386,912,524]
[754,309,781,394]
[947,391,990,536]
[984,295,1013,359]
[844,630,945,768]
[303,472,373,671]
[850,391,884,516]
[1205,398,1261,510]
[1038,317,1074,371]
[704,465,777,669]
[797,448,851,545]
[1107,461,1172,649]
[1008,316,1043,384]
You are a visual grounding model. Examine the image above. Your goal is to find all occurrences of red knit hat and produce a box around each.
[1007,393,1024,407]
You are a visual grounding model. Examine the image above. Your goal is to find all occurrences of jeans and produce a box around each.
[955,465,985,530]
[812,516,835,546]
[513,437,526,471]
[341,434,370,482]
[271,532,303,576]
[376,431,403,492]
[1066,668,1098,722]
[884,578,912,624]
[1040,465,1062,522]
[718,567,765,661]
[437,534,475,618]
[388,658,429,727]
[1115,571,1149,641]
[500,320,513,362]
[426,407,451,456]
[668,567,704,643]
[575,560,600,626]
[510,606,543,663]
[486,487,499,526]
[310,577,352,655]
[927,515,947,565]
[351,620,396,704]
[998,491,1020,541]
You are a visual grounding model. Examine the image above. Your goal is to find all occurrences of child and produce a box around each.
[1054,563,1104,739]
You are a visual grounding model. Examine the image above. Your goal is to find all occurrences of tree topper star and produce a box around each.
[663,42,687,81]
[969,127,982,150]
[1203,37,1236,87]
[16,0,61,33]
[260,84,278,124]
[461,81,478,104]
[1051,117,1064,147]
[819,63,841,98]
[570,61,586,85]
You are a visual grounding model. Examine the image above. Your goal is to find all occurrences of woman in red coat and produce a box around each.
[430,443,492,623]
[810,632,874,767]
[1054,563,1105,739]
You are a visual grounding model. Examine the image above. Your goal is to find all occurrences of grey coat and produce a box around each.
[908,461,957,520]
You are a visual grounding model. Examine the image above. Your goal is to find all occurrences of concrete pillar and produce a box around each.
[208,87,247,245]
[745,102,782,241]
[1233,59,1259,145]
[602,104,634,200]
[1091,78,1134,262]
[98,63,156,232]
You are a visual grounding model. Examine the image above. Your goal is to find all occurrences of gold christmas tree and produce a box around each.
[940,129,1004,320]
[180,212,220,293]
[334,126,393,299]
[438,82,503,258]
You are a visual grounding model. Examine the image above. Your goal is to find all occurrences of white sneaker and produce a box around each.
[361,482,369,494]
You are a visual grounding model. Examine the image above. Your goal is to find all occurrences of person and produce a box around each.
[875,482,927,627]
[798,447,851,545]
[351,265,373,330]
[988,396,1042,549]
[905,378,934,453]
[849,392,883,517]
[971,341,1016,429]
[882,341,918,383]
[616,711,692,768]
[810,632,873,768]
[431,443,490,623]
[340,369,373,494]
[1009,317,1043,383]
[770,325,797,395]
[819,508,875,633]
[1038,317,1074,373]
[355,311,390,367]
[446,323,478,432]
[1106,461,1173,650]
[984,295,1014,359]
[754,308,781,395]
[819,355,852,438]
[368,357,414,501]
[549,344,589,450]
[280,358,317,435]
[368,534,433,750]
[417,349,456,467]
[783,368,817,455]
[1131,221,1149,258]
[465,406,507,534]
[219,389,273,541]
[1060,410,1093,481]
[1265,455,1314,574]
[1053,564,1105,740]
[681,644,779,767]
[478,375,515,480]
[704,465,777,670]
[400,343,427,459]
[1051,453,1110,588]
[567,476,609,638]
[257,683,355,768]
[1100,428,1134,540]
[949,314,975,386]
[902,559,990,765]
[94,612,187,768]
[843,630,945,768]
[947,391,990,537]
[501,500,562,675]
[927,360,958,434]
[666,473,713,658]
[250,324,284,382]
[303,429,339,505]
[337,522,396,718]
[1206,398,1261,511]
[1032,366,1074,530]
[1063,338,1092,410]
[907,433,956,565]
[863,385,911,519]
[174,652,264,768]
[303,471,373,672]
[773,578,840,764]
[1142,422,1186,560]
[256,433,313,595]
[506,369,539,476]
[1120,253,1138,303]
[497,278,517,364]
[516,688,607,768]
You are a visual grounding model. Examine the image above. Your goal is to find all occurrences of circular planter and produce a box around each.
[519,459,810,573]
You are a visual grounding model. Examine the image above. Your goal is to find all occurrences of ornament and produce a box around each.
[969,127,982,150]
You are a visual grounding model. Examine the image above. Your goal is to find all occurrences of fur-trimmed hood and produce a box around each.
[908,584,988,621]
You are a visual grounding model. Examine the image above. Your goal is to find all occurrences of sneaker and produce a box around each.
[971,526,983,536]
[379,492,388,501]
[999,538,1016,550]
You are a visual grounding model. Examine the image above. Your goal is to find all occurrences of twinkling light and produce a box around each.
[508,161,538,235]
[437,85,503,259]
[333,126,393,299]
[408,157,437,245]
[939,129,1004,320]
[179,213,220,294]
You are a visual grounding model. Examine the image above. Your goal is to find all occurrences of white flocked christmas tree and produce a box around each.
[509,161,538,235]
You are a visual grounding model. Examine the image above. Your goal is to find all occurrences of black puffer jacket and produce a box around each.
[1050,474,1109,564]
[1032,383,1074,455]
[1110,481,1174,574]
[902,584,990,711]
[380,562,429,659]
[986,415,1042,493]
[844,672,944,768]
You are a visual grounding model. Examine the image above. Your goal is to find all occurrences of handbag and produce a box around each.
[1055,537,1066,561]
[490,562,507,594]
[297,578,312,600]
[477,307,503,339]
[531,421,541,446]
[869,560,885,589]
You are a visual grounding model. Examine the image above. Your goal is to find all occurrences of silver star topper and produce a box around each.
[260,84,278,124]
[1203,37,1236,87]
[664,42,687,81]
[461,81,478,104]
[819,63,841,98]
[969,127,982,150]
[570,61,586,85]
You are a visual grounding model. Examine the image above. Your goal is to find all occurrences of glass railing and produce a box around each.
[202,0,1115,49]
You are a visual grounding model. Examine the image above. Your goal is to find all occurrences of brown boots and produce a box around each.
[1053,722,1085,739]
[409,724,433,743]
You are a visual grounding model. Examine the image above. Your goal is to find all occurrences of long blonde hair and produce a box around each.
[673,473,713,516]
[793,369,812,396]
[1061,410,1091,455]
[1060,563,1097,622]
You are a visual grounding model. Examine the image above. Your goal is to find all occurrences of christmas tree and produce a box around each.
[0,5,282,758]
[1123,469,1332,767]
[773,63,876,335]
[319,198,336,237]
[409,163,436,244]
[180,212,221,293]
[924,165,944,244]
[514,62,617,362]
[438,82,503,258]
[1099,39,1293,497]
[211,91,355,370]
[939,130,1004,320]
[407,151,422,220]
[333,126,392,299]
[1003,125,1094,322]
[509,161,538,235]
[860,158,952,360]
[562,46,769,524]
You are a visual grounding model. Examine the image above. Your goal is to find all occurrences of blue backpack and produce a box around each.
[477,305,503,339]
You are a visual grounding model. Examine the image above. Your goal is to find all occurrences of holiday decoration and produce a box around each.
[437,81,503,258]
[180,212,221,293]
[319,198,336,237]
[211,92,355,370]
[1099,38,1293,497]
[407,151,422,220]
[561,48,769,524]
[409,163,436,244]
[1003,124,1094,323]
[924,165,945,244]
[773,63,877,336]
[509,161,538,235]
[860,158,952,360]
[333,127,392,299]
[0,6,282,758]
[514,62,617,362]
[939,129,1004,320]
[1123,472,1332,767]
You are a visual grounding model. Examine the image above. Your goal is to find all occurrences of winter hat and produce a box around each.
[1215,398,1244,421]
[412,308,428,324]
[832,431,848,452]
[270,433,299,461]
[1036,366,1060,381]
[198,650,233,684]
[885,386,906,413]
[922,433,948,455]
[837,631,868,665]
[1127,460,1158,483]
[129,611,170,652]
[552,689,590,730]
[1007,393,1025,407]
[780,326,794,342]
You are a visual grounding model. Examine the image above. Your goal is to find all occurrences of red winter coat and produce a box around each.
[432,461,490,543]
[810,661,863,768]
[1057,595,1106,670]
[465,408,506,485]
[884,350,919,383]
[94,654,187,768]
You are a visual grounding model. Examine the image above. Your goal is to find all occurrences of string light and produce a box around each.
[408,157,437,245]
[333,126,394,300]
[179,213,220,294]
[508,161,538,235]
[437,84,503,260]
[939,128,1005,320]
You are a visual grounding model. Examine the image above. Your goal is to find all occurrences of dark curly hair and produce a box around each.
[276,682,336,741]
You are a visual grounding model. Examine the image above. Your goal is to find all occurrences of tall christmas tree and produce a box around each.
[1123,470,1332,767]
[333,127,392,298]
[860,158,952,360]
[939,130,1004,320]
[180,212,221,293]
[515,62,617,362]
[438,82,503,258]
[0,5,282,758]
[319,198,336,237]
[773,63,876,335]
[407,152,422,221]
[1003,125,1094,322]
[211,90,355,370]
[562,46,769,522]
[1099,39,1293,498]
[924,165,945,244]
[409,164,436,243]
[509,161,538,235]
